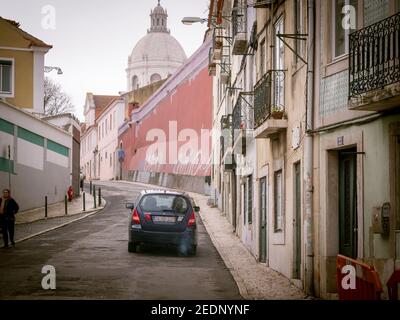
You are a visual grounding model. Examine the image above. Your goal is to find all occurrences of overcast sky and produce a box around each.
[1,0,209,120]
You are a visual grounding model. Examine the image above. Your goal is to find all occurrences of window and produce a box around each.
[113,111,116,129]
[333,0,358,58]
[248,175,253,224]
[105,119,108,134]
[139,194,189,213]
[0,59,13,96]
[132,75,139,90]
[105,152,107,159]
[102,123,104,138]
[260,39,266,77]
[110,153,112,167]
[110,114,112,131]
[274,170,283,232]
[273,17,285,108]
[150,73,161,84]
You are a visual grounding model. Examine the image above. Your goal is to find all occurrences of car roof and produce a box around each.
[139,189,187,197]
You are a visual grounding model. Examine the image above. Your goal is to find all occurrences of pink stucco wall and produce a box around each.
[119,39,212,177]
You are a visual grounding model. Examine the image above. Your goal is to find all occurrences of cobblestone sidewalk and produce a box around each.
[190,192,308,300]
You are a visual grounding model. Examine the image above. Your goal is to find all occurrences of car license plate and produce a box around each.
[153,216,176,223]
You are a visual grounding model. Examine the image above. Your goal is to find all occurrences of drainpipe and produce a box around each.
[304,0,315,296]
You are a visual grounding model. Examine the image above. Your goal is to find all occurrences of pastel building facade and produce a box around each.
[80,93,119,180]
[0,16,72,211]
[97,98,125,181]
[0,102,72,211]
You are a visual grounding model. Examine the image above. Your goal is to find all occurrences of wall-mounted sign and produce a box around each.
[337,136,344,146]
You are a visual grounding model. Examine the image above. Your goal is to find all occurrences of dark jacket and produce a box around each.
[0,198,19,221]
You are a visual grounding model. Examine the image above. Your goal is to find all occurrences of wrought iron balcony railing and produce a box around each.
[232,0,248,55]
[253,70,285,128]
[232,0,247,38]
[208,47,216,76]
[349,12,400,97]
[232,94,254,141]
[232,98,243,136]
[220,114,233,151]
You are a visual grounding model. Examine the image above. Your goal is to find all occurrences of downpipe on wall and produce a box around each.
[304,0,315,296]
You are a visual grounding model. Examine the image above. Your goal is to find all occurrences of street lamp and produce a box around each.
[181,17,208,25]
[44,66,63,75]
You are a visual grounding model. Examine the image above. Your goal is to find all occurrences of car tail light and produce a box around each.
[132,208,141,225]
[188,211,196,227]
[145,213,152,222]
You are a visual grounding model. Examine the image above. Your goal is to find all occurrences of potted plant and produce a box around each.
[270,106,284,119]
[214,39,223,49]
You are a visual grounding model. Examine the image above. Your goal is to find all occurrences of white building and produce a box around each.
[80,93,118,180]
[43,113,81,195]
[0,101,72,211]
[97,98,124,180]
[126,1,187,91]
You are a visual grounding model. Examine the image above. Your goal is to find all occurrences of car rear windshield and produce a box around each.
[139,194,189,213]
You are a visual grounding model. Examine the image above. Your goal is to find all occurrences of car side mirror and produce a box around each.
[194,206,200,212]
[126,202,135,210]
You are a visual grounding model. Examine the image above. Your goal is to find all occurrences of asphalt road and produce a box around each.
[0,181,242,300]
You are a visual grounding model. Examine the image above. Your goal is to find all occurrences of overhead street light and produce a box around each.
[44,66,63,75]
[181,17,208,25]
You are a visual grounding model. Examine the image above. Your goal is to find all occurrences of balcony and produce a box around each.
[232,1,247,55]
[208,48,216,76]
[349,12,400,111]
[219,46,231,84]
[212,27,223,61]
[232,95,254,155]
[253,70,287,139]
[220,115,235,171]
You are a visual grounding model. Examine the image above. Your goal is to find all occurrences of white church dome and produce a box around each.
[126,1,187,91]
[130,33,187,66]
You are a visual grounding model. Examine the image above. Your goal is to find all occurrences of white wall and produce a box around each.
[0,101,72,210]
[97,99,124,180]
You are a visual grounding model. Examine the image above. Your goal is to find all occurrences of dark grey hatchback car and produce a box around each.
[126,190,199,255]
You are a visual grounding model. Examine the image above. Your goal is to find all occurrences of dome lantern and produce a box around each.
[148,0,169,34]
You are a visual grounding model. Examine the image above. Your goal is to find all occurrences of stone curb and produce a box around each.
[14,198,107,244]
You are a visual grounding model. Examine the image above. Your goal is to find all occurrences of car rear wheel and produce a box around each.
[128,242,138,253]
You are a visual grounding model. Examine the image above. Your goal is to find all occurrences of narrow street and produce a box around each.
[0,181,241,300]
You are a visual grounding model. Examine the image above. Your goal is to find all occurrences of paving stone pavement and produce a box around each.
[189,192,309,300]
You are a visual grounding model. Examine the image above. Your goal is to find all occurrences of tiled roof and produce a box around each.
[1,17,52,49]
[93,95,119,120]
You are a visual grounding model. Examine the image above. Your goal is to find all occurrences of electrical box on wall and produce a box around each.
[372,202,391,236]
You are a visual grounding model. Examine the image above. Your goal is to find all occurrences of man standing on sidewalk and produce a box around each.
[0,189,19,248]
